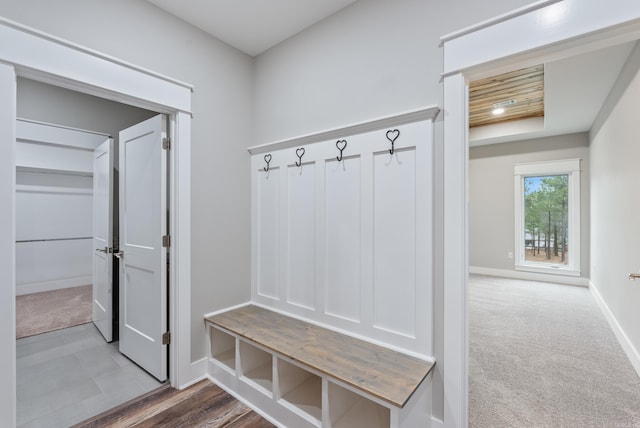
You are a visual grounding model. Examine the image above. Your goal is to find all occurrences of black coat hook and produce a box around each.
[336,140,347,161]
[386,129,400,155]
[263,154,272,172]
[295,147,305,167]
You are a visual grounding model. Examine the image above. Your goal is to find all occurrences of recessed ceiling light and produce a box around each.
[491,99,516,116]
[493,99,517,108]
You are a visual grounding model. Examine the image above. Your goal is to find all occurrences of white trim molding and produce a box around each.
[441,0,640,77]
[590,280,640,377]
[0,62,17,428]
[439,0,561,45]
[16,276,92,296]
[0,17,192,114]
[513,159,581,277]
[442,72,469,428]
[469,266,588,287]
[248,105,440,155]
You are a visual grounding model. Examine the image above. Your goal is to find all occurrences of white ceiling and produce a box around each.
[146,0,357,56]
[470,41,636,146]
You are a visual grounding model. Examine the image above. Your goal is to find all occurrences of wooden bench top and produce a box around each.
[205,305,435,408]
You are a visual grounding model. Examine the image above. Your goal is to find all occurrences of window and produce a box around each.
[514,159,581,276]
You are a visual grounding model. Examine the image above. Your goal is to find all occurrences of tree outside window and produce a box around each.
[514,159,580,277]
[523,175,568,265]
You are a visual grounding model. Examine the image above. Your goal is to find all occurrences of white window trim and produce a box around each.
[514,158,581,277]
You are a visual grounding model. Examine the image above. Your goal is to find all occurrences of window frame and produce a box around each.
[514,159,581,276]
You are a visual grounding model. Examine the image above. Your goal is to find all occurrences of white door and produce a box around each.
[118,114,168,382]
[92,138,114,342]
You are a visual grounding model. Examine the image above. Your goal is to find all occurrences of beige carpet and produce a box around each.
[16,285,93,339]
[469,275,640,427]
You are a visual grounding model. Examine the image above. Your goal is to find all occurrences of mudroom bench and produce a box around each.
[205,305,435,428]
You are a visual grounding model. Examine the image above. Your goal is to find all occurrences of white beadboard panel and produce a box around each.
[373,148,417,338]
[251,114,436,356]
[287,164,316,310]
[257,168,280,300]
[325,156,361,323]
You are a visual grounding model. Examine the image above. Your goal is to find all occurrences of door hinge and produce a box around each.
[162,332,171,345]
[162,235,171,247]
[162,137,171,150]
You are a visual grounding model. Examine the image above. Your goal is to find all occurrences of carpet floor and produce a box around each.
[72,379,275,428]
[16,285,92,339]
[469,275,640,427]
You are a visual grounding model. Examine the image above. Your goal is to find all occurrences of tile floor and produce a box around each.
[17,323,163,427]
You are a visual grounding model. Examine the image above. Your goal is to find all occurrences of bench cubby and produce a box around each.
[209,326,236,373]
[276,358,322,426]
[238,340,273,397]
[327,381,390,428]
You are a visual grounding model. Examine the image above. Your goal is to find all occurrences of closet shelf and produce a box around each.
[16,165,93,177]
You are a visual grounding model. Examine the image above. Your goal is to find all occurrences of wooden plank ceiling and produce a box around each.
[469,64,544,128]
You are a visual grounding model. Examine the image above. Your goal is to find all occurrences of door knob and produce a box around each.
[114,251,124,259]
[96,247,108,253]
[628,273,640,281]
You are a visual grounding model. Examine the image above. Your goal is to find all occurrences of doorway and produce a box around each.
[15,79,172,426]
[0,20,193,427]
[466,41,640,425]
[441,3,640,427]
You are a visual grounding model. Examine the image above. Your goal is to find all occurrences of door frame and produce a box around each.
[441,1,640,427]
[0,17,193,426]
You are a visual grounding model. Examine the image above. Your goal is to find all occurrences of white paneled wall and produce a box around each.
[16,119,108,295]
[250,107,439,357]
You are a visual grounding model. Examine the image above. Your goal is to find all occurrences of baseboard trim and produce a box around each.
[431,416,445,428]
[176,358,208,390]
[589,280,640,378]
[16,276,92,296]
[202,301,251,319]
[469,266,589,287]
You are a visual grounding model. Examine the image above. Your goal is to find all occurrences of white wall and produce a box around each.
[0,0,254,362]
[590,42,640,364]
[252,0,533,144]
[15,171,94,295]
[469,134,590,279]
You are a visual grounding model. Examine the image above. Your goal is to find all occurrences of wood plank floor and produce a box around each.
[73,380,275,428]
